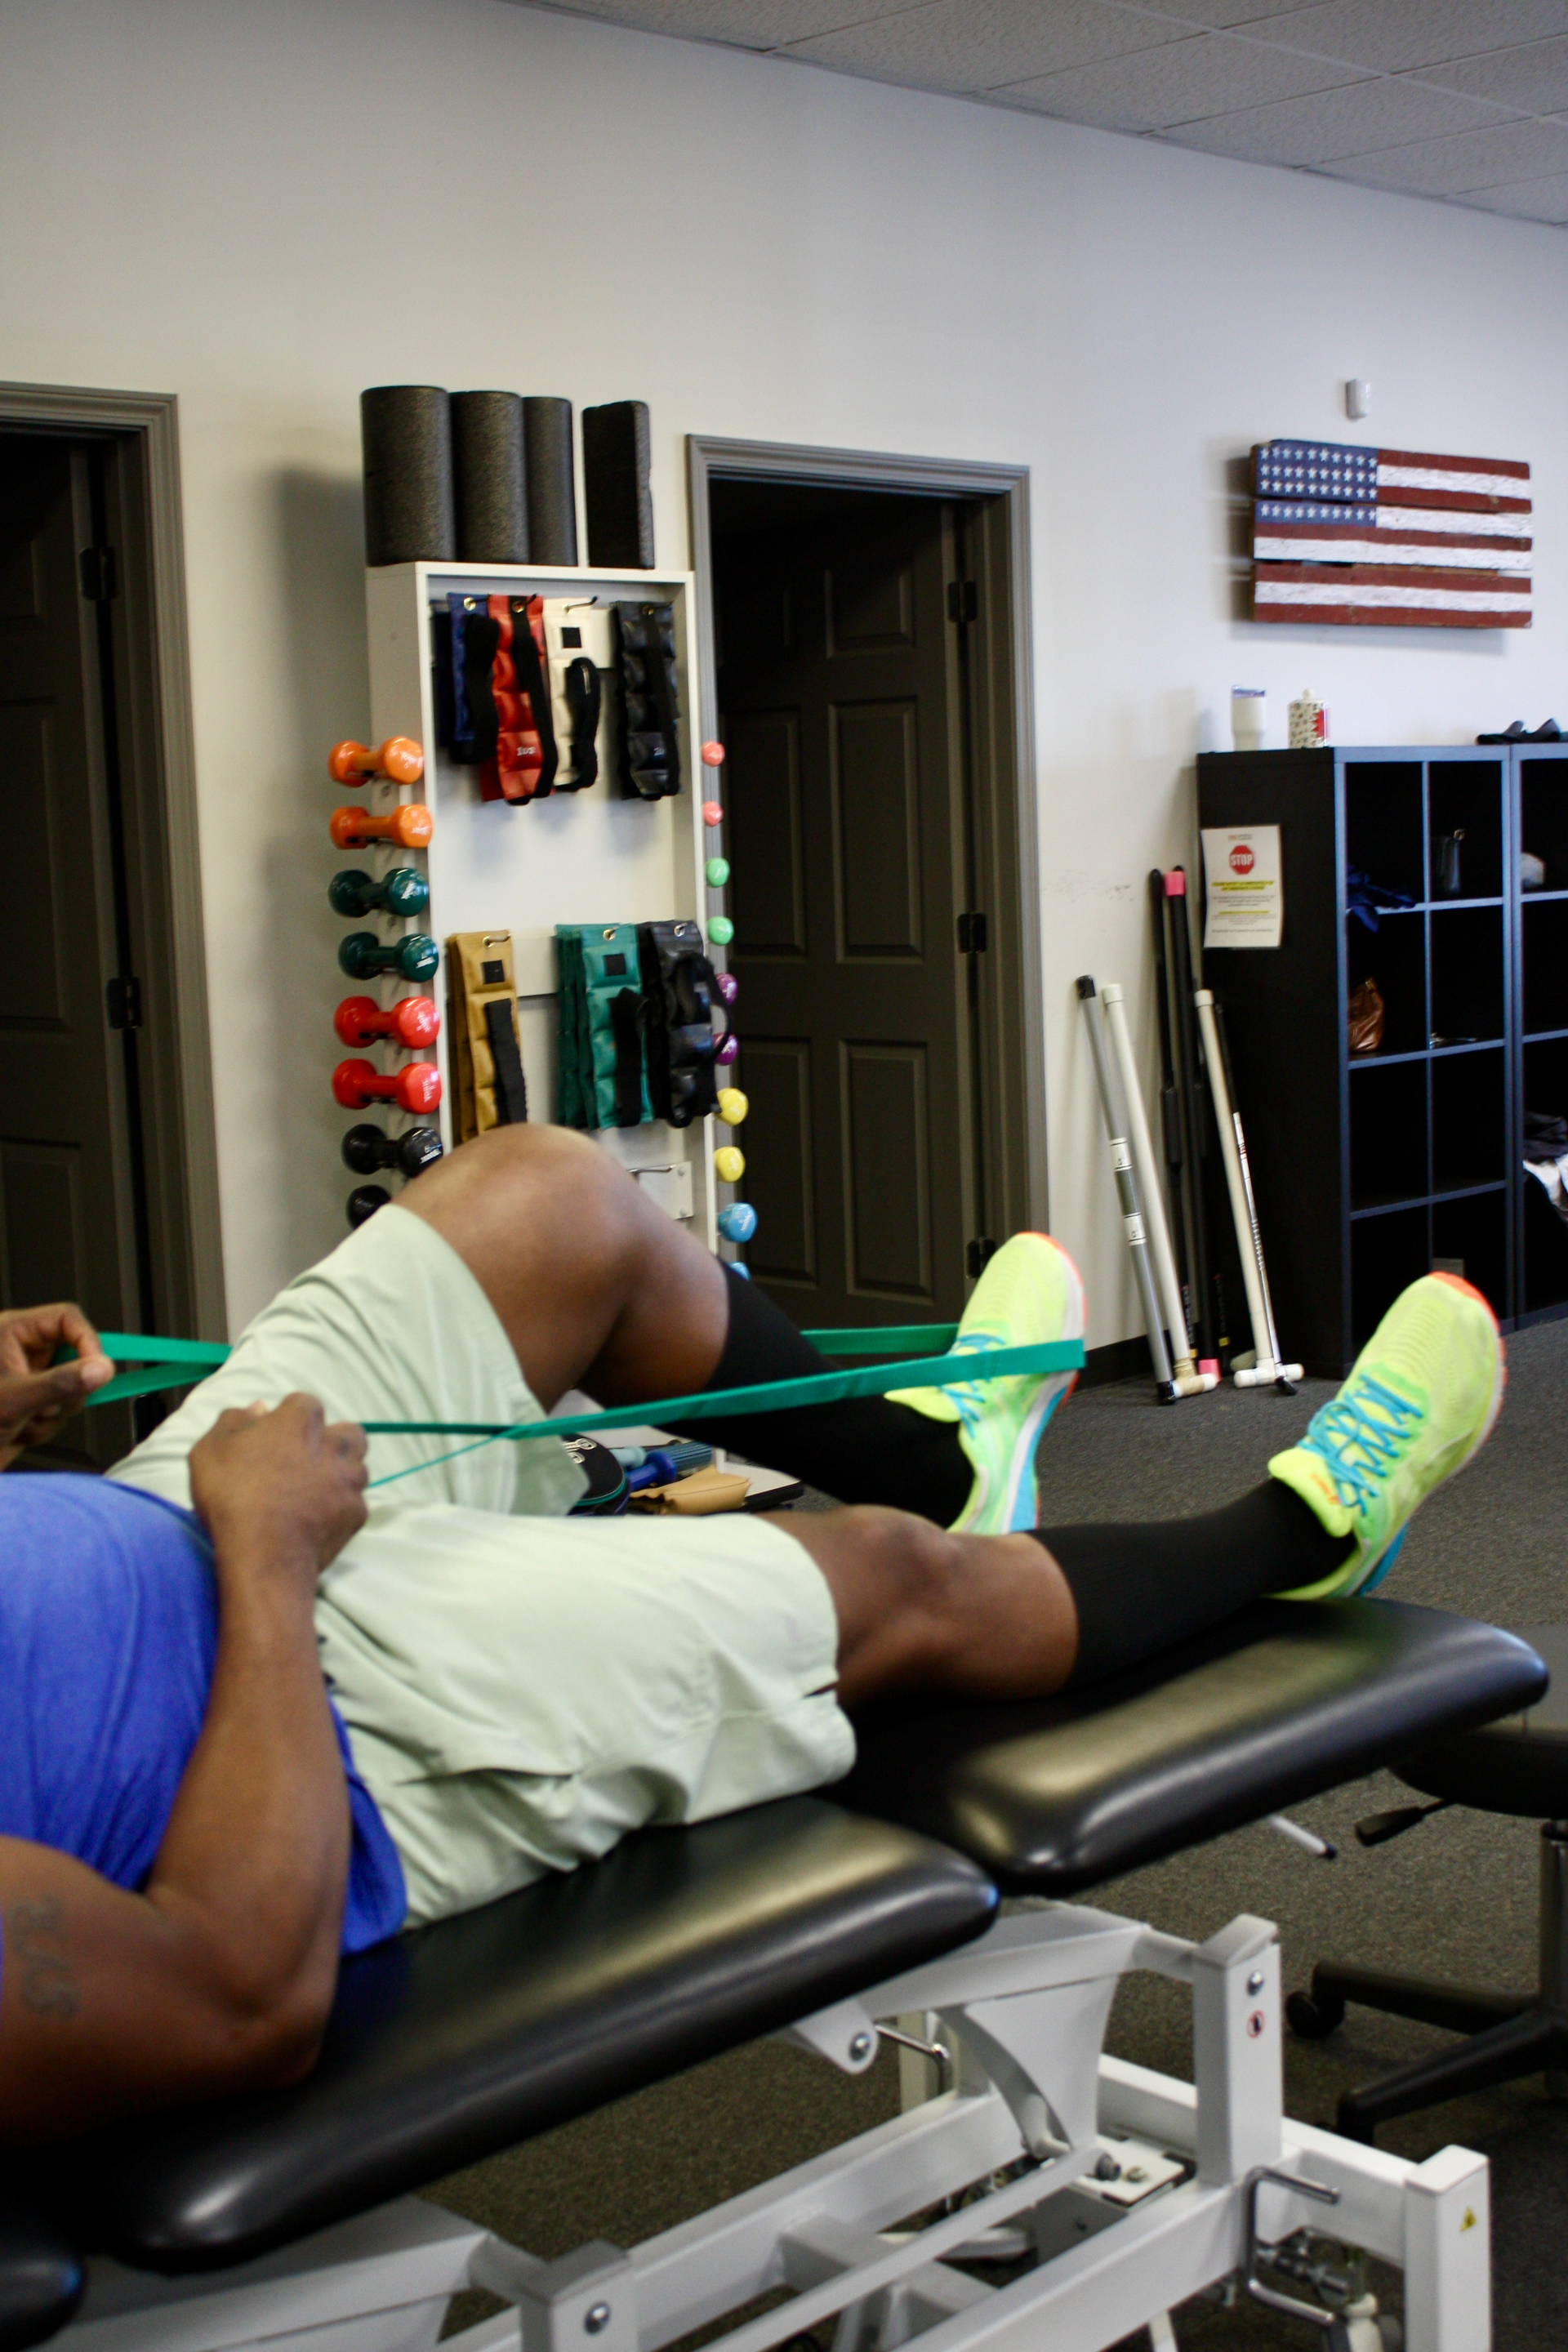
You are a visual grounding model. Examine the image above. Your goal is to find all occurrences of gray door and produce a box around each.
[716,496,973,1329]
[0,435,141,1465]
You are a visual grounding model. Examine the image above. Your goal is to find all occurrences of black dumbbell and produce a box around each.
[329,866,430,919]
[338,929,439,982]
[342,1123,445,1180]
[346,1183,391,1229]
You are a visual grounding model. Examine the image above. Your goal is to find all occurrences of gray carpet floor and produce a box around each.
[433,1319,1568,2347]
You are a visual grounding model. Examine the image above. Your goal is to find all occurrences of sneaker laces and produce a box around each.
[939,1330,1010,1438]
[1298,1374,1422,1513]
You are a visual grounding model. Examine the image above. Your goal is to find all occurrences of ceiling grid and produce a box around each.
[519,0,1568,223]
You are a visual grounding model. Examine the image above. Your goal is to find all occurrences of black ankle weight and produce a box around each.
[613,602,680,800]
[638,920,718,1128]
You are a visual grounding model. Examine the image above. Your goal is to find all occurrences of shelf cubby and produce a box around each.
[1432,1049,1506,1193]
[1428,758,1504,902]
[1352,1206,1429,1350]
[1432,1188,1508,1318]
[1351,1058,1426,1209]
[1346,909,1426,1056]
[1523,897,1568,1038]
[1520,756,1568,896]
[1345,760,1424,901]
[1429,906,1504,1045]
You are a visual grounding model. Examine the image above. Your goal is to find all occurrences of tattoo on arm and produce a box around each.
[6,1896,79,2020]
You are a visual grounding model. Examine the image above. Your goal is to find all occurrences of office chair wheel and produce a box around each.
[1286,1986,1346,2039]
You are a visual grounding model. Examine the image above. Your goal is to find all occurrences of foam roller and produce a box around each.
[360,386,454,566]
[523,397,577,565]
[452,390,528,564]
[582,400,654,568]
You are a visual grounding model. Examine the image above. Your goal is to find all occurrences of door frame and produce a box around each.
[687,434,1047,1236]
[0,381,225,1338]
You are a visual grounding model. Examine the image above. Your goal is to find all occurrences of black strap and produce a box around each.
[509,600,558,797]
[562,655,600,790]
[610,987,644,1127]
[483,997,528,1125]
[637,605,680,798]
[461,612,502,763]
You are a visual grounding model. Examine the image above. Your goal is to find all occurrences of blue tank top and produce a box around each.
[0,1472,405,1960]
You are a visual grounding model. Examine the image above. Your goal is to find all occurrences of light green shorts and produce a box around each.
[110,1206,854,1928]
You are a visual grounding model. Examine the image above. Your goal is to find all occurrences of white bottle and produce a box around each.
[1289,689,1328,748]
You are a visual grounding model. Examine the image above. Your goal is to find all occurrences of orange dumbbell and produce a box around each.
[330,803,433,851]
[334,995,440,1050]
[329,737,425,787]
[332,1058,443,1115]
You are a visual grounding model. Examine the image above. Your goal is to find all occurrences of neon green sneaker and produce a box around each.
[1268,1272,1504,1599]
[889,1233,1085,1535]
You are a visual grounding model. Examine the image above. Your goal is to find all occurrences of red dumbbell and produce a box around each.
[332,1058,443,1114]
[329,737,425,787]
[334,995,440,1050]
[330,803,433,850]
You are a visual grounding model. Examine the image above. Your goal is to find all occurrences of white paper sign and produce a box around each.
[1201,824,1282,949]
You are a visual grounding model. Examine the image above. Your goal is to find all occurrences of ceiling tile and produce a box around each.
[1158,1,1343,20]
[1461,171,1568,217]
[1254,0,1568,77]
[506,0,908,47]
[782,0,1191,92]
[1413,35,1568,110]
[1000,29,1365,130]
[1318,114,1568,189]
[1164,75,1503,163]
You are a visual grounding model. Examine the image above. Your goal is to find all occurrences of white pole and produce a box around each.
[1101,983,1217,1396]
[1194,989,1303,1389]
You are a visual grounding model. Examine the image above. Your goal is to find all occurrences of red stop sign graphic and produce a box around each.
[1229,844,1255,875]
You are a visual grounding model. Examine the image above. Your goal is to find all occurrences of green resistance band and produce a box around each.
[85,1326,1085,1492]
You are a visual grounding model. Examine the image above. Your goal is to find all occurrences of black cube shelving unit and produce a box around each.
[1196,745,1543,1376]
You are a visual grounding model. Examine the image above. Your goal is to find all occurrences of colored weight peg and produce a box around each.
[716,1032,739,1066]
[705,857,730,889]
[334,994,440,1050]
[342,1123,444,1179]
[329,737,425,787]
[714,969,738,1006]
[702,801,724,828]
[708,915,734,947]
[338,929,439,983]
[717,1087,748,1125]
[701,741,726,768]
[714,1144,745,1183]
[329,866,430,919]
[330,804,433,851]
[347,1184,390,1229]
[333,1058,443,1114]
[717,1201,757,1243]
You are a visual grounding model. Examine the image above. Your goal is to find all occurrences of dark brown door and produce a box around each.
[717,496,973,1329]
[0,435,142,1464]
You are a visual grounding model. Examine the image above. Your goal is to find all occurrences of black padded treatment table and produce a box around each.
[0,1599,1542,2352]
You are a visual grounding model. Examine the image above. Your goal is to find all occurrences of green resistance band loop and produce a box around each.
[85,1328,1086,1493]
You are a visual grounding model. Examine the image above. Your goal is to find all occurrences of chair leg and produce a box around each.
[1338,2007,1568,2142]
[1539,1823,1568,2097]
[1309,1959,1528,2038]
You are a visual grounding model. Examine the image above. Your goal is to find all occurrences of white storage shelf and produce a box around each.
[360,560,717,1249]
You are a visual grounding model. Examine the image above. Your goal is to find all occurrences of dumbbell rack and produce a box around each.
[356,560,723,1250]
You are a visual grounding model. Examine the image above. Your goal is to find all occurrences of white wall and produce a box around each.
[5,0,1567,1343]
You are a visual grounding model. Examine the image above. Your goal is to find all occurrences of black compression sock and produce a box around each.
[666,1266,973,1523]
[1037,1480,1356,1689]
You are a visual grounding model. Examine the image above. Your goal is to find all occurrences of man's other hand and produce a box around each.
[0,1305,113,1468]
[189,1395,369,1583]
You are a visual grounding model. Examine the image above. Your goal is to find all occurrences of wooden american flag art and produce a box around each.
[1250,440,1531,629]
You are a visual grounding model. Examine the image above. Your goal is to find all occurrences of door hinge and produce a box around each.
[967,1237,998,1278]
[947,580,978,626]
[956,911,989,955]
[105,976,142,1031]
[79,546,118,602]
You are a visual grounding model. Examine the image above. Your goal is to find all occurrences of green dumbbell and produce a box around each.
[329,866,430,919]
[337,929,439,983]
